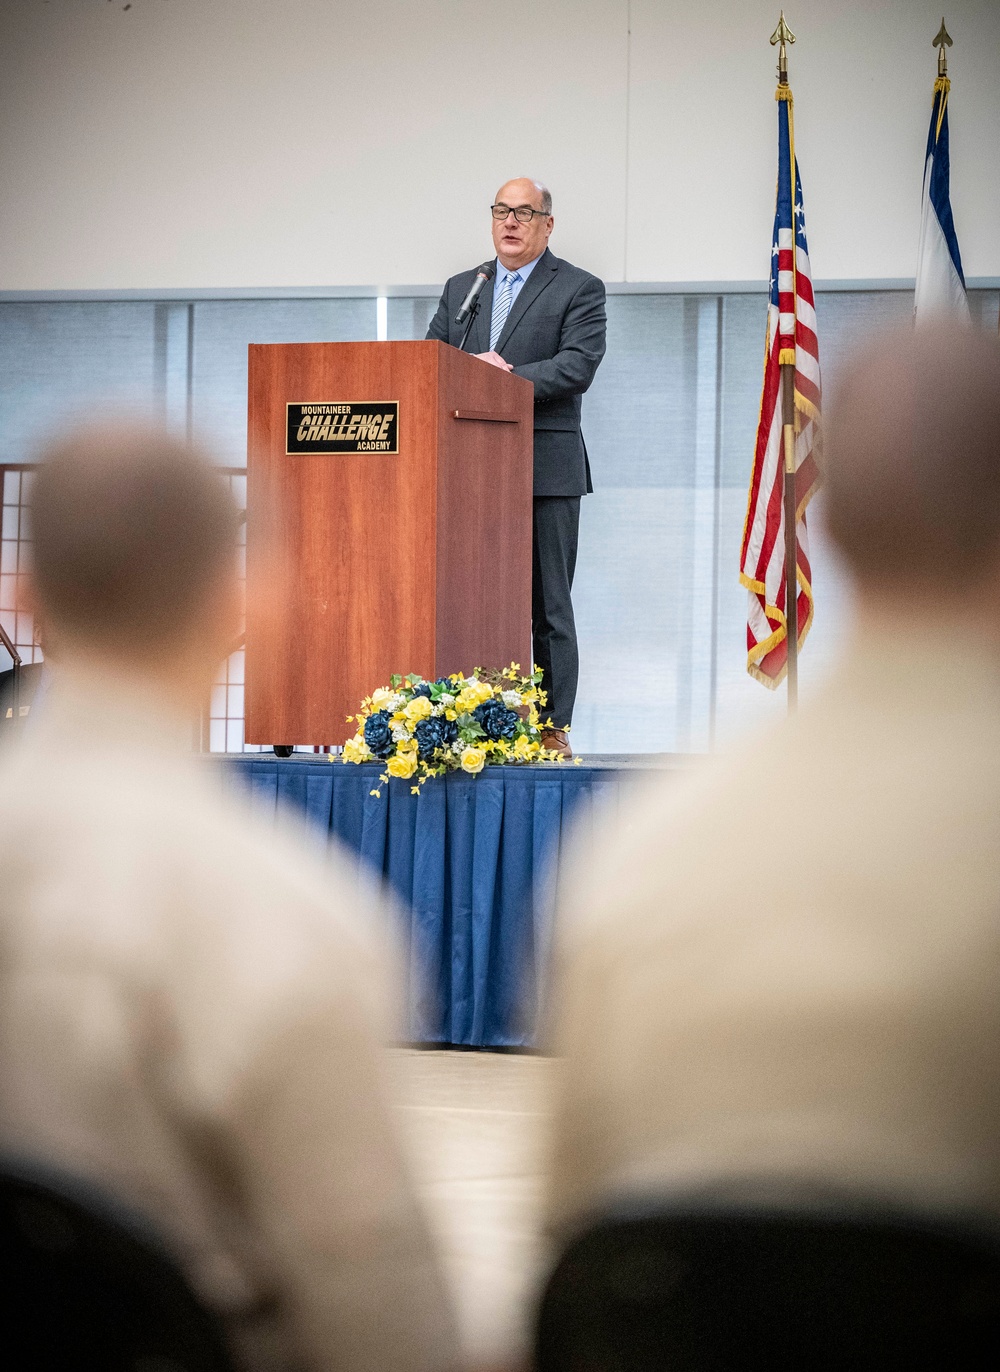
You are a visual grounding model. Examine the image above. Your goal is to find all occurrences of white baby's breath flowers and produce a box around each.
[501,690,522,708]
[371,686,406,713]
[391,723,410,742]
[451,741,463,754]
[439,692,455,707]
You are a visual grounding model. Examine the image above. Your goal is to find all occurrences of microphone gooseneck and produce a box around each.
[454,261,496,327]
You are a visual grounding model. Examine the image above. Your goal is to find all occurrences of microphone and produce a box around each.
[454,261,496,326]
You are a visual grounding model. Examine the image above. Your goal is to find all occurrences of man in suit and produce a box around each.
[427,178,606,756]
[545,324,1000,1237]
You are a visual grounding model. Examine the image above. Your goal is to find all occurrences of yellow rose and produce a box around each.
[370,687,396,710]
[342,734,371,763]
[403,695,433,724]
[456,681,493,714]
[387,752,417,779]
[460,747,486,775]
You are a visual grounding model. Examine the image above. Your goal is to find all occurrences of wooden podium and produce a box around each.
[244,340,534,747]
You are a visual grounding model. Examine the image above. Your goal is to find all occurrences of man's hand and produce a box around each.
[474,351,513,371]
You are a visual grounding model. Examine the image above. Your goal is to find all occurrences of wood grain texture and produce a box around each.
[436,347,533,680]
[245,341,533,746]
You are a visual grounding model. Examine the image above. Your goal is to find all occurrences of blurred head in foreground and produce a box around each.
[545,323,1000,1257]
[824,323,1000,617]
[29,424,240,705]
[3,430,460,1369]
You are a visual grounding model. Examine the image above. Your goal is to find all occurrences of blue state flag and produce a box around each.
[914,72,969,322]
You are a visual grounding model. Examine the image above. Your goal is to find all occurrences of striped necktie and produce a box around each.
[489,271,520,351]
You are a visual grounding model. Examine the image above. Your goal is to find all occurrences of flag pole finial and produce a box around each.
[770,12,796,86]
[934,19,952,78]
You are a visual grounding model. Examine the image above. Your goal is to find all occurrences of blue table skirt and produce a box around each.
[225,758,628,1048]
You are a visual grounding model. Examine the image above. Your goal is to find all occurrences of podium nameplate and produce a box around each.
[286,401,398,455]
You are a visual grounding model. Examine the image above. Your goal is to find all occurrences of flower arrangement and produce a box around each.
[339,664,572,795]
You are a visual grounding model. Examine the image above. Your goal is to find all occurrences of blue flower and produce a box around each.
[363,709,393,758]
[414,714,459,760]
[473,698,519,741]
[411,682,433,699]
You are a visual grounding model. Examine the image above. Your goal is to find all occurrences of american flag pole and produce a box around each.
[774,15,798,712]
[782,365,798,710]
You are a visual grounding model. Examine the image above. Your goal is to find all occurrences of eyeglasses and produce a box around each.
[491,203,548,224]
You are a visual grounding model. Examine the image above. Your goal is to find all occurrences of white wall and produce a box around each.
[0,0,996,291]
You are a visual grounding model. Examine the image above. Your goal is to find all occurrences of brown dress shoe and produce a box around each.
[541,728,573,759]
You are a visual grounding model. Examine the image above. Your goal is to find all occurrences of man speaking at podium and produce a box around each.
[427,178,607,757]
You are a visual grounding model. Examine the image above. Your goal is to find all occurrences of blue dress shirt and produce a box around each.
[492,252,543,313]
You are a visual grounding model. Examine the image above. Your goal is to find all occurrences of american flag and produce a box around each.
[740,85,821,687]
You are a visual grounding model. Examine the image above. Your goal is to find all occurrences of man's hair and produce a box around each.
[498,178,551,214]
[824,324,1000,587]
[30,424,239,653]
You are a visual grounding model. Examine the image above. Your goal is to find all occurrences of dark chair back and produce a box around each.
[535,1195,1000,1371]
[0,1156,236,1371]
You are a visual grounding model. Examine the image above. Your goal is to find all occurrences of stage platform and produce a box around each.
[220,754,691,1049]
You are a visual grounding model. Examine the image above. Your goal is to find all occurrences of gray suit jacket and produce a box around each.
[427,248,607,497]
